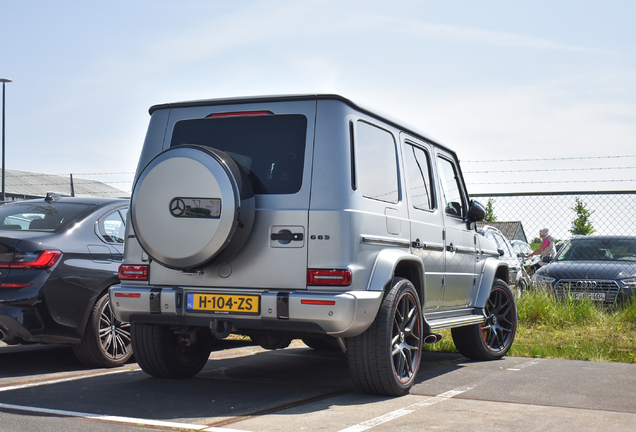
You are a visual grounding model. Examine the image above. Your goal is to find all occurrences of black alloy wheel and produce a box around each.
[347,278,423,396]
[451,279,517,361]
[481,285,516,353]
[390,288,422,385]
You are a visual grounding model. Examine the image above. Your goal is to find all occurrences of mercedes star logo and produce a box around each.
[169,198,186,217]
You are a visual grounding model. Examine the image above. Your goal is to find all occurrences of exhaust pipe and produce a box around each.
[423,333,442,345]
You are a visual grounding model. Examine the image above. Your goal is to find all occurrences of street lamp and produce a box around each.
[1,78,11,203]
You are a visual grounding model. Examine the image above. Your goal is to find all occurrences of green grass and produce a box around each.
[423,290,636,364]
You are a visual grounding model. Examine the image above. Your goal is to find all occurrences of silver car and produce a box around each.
[479,227,531,292]
[110,94,515,396]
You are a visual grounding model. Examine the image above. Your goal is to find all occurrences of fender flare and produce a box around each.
[367,248,425,298]
[475,257,509,309]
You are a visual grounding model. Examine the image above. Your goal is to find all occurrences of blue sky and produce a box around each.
[2,0,635,195]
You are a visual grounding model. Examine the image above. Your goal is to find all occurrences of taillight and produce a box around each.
[307,269,352,286]
[118,264,149,281]
[0,250,62,270]
[205,110,273,118]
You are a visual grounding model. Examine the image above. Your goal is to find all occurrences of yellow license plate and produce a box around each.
[186,293,260,314]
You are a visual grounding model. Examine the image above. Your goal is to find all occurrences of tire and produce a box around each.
[515,275,529,299]
[346,278,423,396]
[131,324,215,379]
[302,336,341,351]
[72,292,133,368]
[131,145,255,270]
[451,278,517,361]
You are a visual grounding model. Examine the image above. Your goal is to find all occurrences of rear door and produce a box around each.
[401,135,445,310]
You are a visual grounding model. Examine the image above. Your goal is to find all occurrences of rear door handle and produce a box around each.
[271,232,304,242]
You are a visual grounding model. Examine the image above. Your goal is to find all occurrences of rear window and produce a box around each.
[170,114,308,194]
[0,203,95,232]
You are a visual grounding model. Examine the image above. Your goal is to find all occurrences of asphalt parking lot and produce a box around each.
[1,339,635,432]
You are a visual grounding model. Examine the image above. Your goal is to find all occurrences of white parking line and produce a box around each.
[336,386,474,432]
[0,368,254,431]
[0,402,251,432]
[517,360,540,369]
[0,366,473,432]
[0,368,136,392]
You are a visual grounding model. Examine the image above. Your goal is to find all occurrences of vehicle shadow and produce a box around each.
[0,343,468,426]
[0,338,257,380]
[0,343,85,379]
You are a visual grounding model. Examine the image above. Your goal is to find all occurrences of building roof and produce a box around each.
[2,169,129,201]
[476,221,528,243]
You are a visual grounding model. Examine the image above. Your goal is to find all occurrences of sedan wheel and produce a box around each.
[73,292,133,368]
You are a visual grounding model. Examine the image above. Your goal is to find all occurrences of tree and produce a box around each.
[570,197,595,236]
[484,198,497,222]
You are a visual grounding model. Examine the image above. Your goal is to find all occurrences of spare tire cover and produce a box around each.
[131,145,255,270]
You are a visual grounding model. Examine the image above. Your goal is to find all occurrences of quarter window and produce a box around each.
[356,121,399,203]
[99,210,126,244]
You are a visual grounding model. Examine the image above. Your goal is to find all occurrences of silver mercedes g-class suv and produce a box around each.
[110,94,515,396]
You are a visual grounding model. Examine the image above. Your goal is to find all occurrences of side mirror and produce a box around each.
[541,254,552,263]
[467,200,485,223]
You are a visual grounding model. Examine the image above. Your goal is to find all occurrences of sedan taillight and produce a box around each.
[0,250,62,270]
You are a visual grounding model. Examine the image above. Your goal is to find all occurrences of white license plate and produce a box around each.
[570,292,605,301]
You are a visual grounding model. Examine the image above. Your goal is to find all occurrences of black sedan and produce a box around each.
[533,236,636,307]
[0,193,131,367]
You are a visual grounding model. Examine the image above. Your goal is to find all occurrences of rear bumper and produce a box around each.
[109,284,383,338]
[0,310,36,344]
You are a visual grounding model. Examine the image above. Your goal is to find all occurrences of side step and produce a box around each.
[426,314,485,333]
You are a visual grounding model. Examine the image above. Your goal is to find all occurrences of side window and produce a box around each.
[99,210,126,244]
[437,156,465,218]
[404,143,434,210]
[356,121,399,203]
[493,232,513,258]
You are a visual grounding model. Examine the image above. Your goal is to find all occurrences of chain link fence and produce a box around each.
[471,191,636,308]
